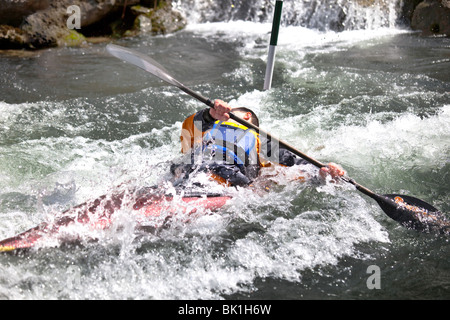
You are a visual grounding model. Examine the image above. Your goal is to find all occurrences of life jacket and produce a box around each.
[201,120,260,167]
[180,120,260,185]
[179,113,264,185]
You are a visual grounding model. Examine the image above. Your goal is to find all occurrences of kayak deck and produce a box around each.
[0,189,231,252]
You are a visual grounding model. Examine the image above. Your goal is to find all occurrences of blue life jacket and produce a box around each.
[200,120,260,169]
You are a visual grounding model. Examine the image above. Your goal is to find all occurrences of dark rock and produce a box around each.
[411,0,450,36]
[0,0,50,27]
[73,0,139,28]
[397,0,423,26]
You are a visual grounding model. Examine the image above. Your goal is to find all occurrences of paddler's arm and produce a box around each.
[274,150,345,181]
[277,149,345,179]
[258,128,346,181]
[261,149,345,183]
[180,100,230,153]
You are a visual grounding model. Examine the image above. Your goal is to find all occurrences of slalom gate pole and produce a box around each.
[263,0,283,91]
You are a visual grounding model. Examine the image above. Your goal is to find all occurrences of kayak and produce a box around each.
[0,187,231,252]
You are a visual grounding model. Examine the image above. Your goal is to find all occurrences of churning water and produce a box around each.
[0,1,449,300]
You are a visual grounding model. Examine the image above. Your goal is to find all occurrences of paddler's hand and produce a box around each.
[210,99,232,121]
[319,162,346,182]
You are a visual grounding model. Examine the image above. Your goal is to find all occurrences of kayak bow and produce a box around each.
[0,189,231,252]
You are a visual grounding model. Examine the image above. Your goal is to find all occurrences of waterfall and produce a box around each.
[172,0,404,31]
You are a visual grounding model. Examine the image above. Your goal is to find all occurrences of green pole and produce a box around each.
[263,0,283,91]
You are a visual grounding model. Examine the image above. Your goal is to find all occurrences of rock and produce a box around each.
[0,0,138,49]
[0,0,186,49]
[124,13,153,37]
[0,25,31,49]
[62,29,87,47]
[20,5,70,48]
[398,0,423,26]
[129,4,187,35]
[151,6,187,35]
[73,0,140,28]
[0,0,50,27]
[411,0,450,36]
[19,0,140,47]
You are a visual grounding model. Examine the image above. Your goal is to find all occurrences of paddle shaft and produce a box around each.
[195,93,384,202]
[157,68,383,201]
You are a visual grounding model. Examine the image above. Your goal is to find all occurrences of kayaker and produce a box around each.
[171,99,345,187]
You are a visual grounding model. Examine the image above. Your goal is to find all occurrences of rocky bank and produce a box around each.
[0,0,186,49]
[0,0,448,50]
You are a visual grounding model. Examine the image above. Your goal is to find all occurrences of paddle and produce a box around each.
[106,44,449,234]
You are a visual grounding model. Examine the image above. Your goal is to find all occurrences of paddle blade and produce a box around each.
[106,44,215,108]
[106,44,182,88]
[377,194,449,234]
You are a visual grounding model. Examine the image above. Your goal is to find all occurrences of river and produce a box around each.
[0,1,449,300]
